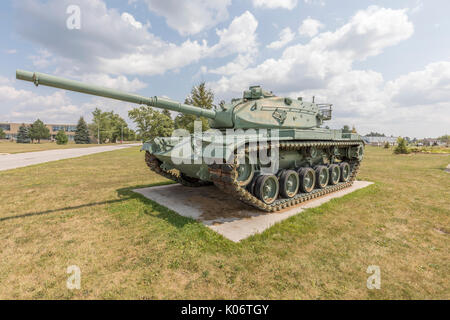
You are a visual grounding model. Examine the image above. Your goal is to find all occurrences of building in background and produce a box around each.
[0,122,77,141]
[363,136,399,146]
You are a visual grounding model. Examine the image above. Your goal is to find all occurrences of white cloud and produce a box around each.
[29,49,53,68]
[298,18,324,37]
[15,1,258,77]
[142,0,231,35]
[210,11,259,57]
[0,76,10,85]
[252,0,298,10]
[267,27,295,49]
[121,12,143,29]
[209,54,255,76]
[386,61,450,107]
[100,11,258,76]
[211,6,414,94]
[0,80,139,124]
[5,49,17,54]
[0,83,83,123]
[80,74,147,92]
[410,0,423,15]
[303,0,325,6]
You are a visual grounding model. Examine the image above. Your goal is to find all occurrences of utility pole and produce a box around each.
[121,124,123,144]
[97,122,100,145]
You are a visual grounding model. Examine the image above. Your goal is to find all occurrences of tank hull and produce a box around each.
[143,129,364,212]
[142,128,364,182]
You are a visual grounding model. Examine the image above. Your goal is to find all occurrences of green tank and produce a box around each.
[16,69,364,212]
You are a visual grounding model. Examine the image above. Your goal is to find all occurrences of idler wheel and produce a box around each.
[236,157,255,187]
[254,174,279,205]
[314,165,329,189]
[279,170,299,198]
[298,167,316,193]
[339,162,350,182]
[328,164,341,185]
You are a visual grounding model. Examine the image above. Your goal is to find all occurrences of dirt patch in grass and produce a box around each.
[0,146,448,299]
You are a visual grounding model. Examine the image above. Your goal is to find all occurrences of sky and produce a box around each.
[0,0,449,138]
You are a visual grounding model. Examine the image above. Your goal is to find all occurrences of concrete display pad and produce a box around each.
[133,181,373,242]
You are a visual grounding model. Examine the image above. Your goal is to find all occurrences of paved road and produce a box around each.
[0,143,141,171]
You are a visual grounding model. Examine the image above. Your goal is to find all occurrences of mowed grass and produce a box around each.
[0,146,448,299]
[0,140,128,154]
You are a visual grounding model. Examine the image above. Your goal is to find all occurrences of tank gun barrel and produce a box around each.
[16,70,216,119]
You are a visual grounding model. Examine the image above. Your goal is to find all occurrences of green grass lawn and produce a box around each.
[0,146,448,299]
[0,140,136,154]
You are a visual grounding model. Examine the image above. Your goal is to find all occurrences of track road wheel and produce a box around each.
[254,174,279,205]
[236,162,254,187]
[328,164,341,185]
[247,175,258,195]
[339,162,350,182]
[298,167,315,193]
[279,170,299,198]
[315,165,329,189]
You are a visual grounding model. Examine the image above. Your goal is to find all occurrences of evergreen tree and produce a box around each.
[0,128,5,139]
[74,117,90,144]
[29,119,50,143]
[55,130,68,145]
[174,82,214,133]
[16,124,30,143]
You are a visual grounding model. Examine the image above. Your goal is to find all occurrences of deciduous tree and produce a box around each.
[128,106,174,141]
[29,119,50,143]
[89,108,130,143]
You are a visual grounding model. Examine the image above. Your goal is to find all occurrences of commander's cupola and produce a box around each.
[243,86,275,100]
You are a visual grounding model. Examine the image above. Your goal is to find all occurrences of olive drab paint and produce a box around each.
[16,69,365,212]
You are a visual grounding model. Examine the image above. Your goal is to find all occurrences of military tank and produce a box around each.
[16,69,364,212]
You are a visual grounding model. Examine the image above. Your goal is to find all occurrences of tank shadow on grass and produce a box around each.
[0,181,184,225]
[116,181,200,229]
[0,198,129,222]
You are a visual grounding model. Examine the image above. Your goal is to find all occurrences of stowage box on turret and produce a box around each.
[17,70,364,212]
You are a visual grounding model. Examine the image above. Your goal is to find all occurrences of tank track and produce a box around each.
[144,152,211,187]
[208,141,362,212]
[145,141,362,212]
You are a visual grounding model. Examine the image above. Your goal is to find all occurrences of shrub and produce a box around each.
[384,142,390,149]
[55,130,68,145]
[394,137,410,154]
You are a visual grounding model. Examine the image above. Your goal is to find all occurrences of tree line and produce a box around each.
[13,109,137,145]
[8,82,213,145]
